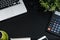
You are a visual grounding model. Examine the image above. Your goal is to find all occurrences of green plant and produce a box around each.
[39,0,60,12]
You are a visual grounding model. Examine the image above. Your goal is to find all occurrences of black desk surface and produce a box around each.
[0,0,60,40]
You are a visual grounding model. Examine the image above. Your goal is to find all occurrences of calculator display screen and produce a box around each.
[55,11,60,16]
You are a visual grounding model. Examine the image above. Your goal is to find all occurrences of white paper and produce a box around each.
[10,38,31,40]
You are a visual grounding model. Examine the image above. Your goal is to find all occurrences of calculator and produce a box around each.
[47,11,60,37]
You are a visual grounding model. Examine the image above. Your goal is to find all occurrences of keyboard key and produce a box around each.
[0,0,20,9]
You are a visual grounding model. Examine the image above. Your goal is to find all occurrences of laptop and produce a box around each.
[0,0,27,21]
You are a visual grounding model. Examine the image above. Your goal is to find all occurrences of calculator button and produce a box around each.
[52,27,54,29]
[54,23,56,25]
[55,28,57,31]
[55,21,56,22]
[55,26,58,29]
[58,27,60,29]
[56,24,59,26]
[57,30,60,32]
[59,25,60,26]
[48,27,51,31]
[54,30,56,32]
[53,24,55,26]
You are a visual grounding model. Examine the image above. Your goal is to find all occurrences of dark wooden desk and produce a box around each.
[0,0,60,40]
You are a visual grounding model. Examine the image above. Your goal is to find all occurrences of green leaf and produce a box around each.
[55,0,60,9]
[49,5,56,11]
[40,2,49,9]
[39,0,60,11]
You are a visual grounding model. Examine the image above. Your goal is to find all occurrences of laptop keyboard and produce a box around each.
[0,0,20,10]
